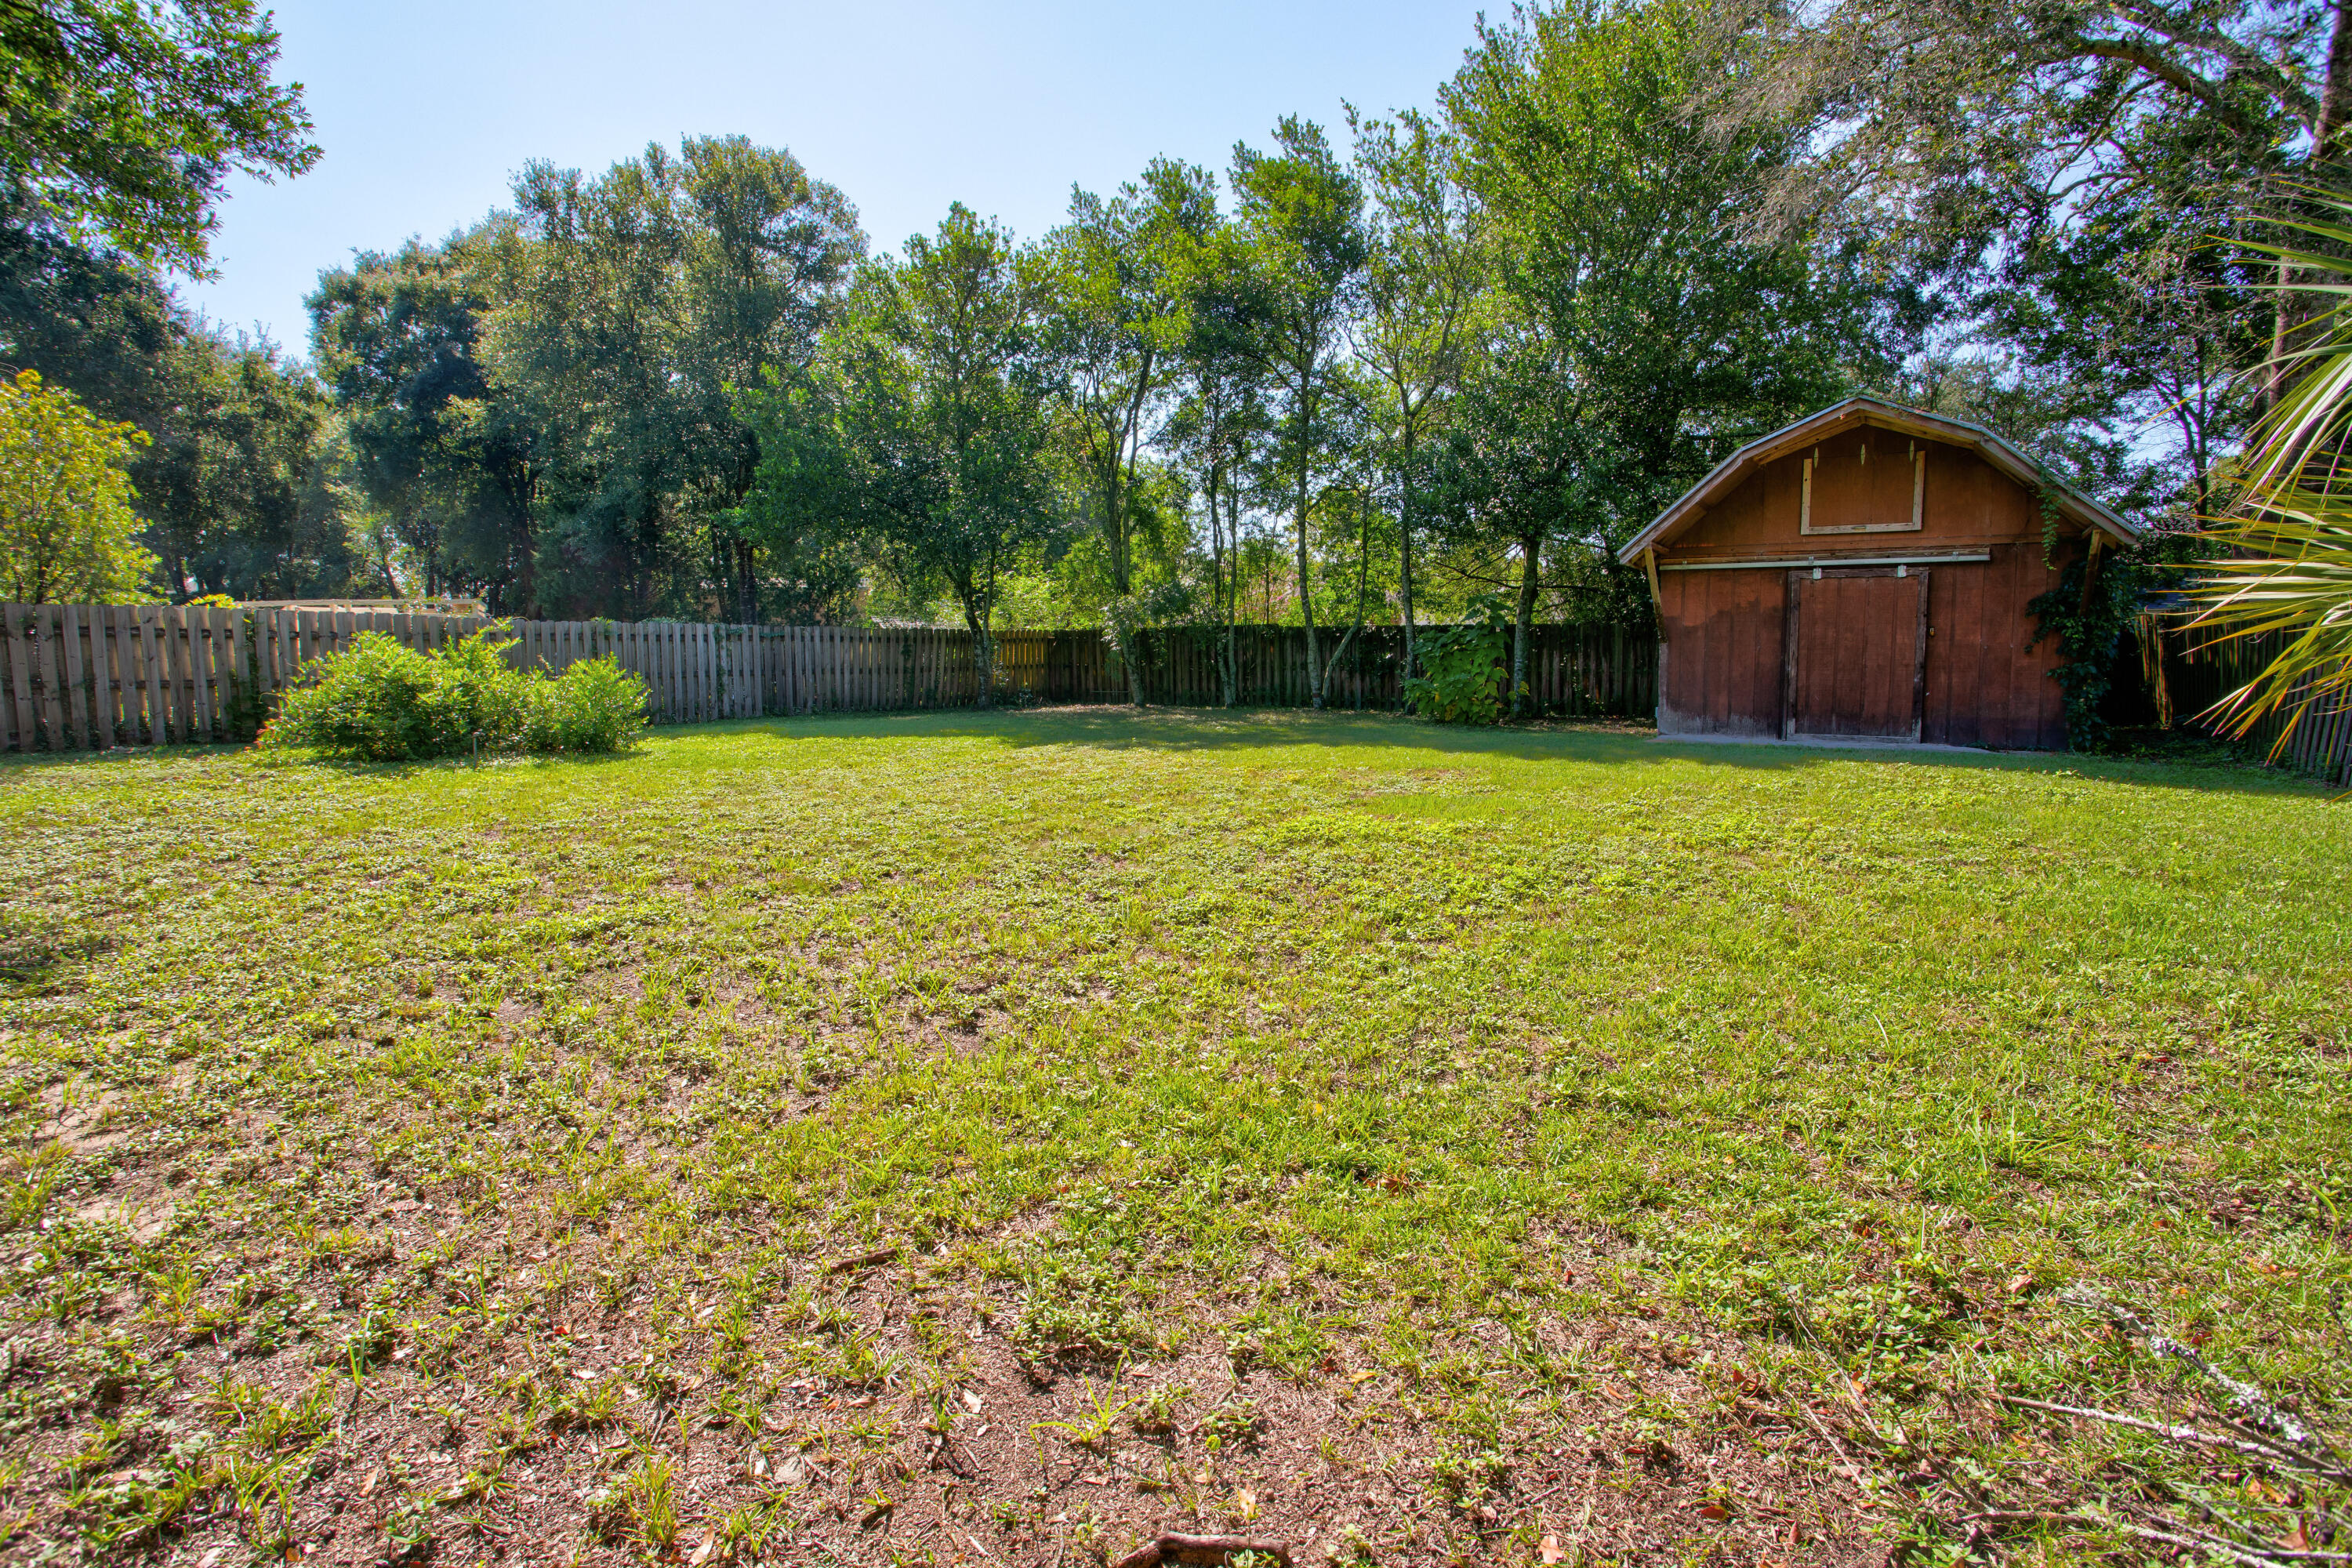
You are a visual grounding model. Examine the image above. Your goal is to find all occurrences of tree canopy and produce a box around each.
[1,0,2318,720]
[0,0,316,273]
[0,365,151,601]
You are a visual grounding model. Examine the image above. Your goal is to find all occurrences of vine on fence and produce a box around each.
[1403,593,1521,724]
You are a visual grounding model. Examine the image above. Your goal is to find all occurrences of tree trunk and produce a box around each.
[2270,4,2352,405]
[1399,428,1417,706]
[1116,362,1154,707]
[1316,482,1377,705]
[962,597,994,710]
[1115,456,1143,707]
[1232,474,1251,700]
[737,539,760,626]
[1294,426,1322,710]
[1512,532,1541,719]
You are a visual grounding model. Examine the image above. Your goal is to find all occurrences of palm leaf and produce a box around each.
[2183,194,2352,754]
[2184,503,2352,753]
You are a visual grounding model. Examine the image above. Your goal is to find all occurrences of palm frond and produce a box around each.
[2184,192,2352,757]
[2185,501,2352,754]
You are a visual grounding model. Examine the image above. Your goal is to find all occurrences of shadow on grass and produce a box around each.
[662,704,2328,799]
[4,708,2315,802]
[0,739,660,783]
[246,748,654,780]
[0,911,109,989]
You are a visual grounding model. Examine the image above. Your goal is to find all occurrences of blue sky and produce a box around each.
[183,0,1481,357]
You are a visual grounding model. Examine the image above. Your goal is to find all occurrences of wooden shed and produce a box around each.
[1619,397,2145,749]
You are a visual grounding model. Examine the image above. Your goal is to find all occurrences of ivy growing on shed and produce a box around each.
[2028,543,2148,752]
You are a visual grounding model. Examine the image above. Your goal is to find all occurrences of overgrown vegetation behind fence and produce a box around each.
[2165,628,2352,786]
[0,605,1658,753]
[1127,622,1656,713]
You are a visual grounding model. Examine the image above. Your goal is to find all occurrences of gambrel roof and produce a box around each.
[1617,397,2143,564]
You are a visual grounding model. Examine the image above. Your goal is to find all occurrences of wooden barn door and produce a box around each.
[1783,568,1929,741]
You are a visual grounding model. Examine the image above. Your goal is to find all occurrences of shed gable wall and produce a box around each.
[1665,435,2040,559]
[1653,426,2072,749]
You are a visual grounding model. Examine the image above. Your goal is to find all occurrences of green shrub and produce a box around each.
[528,655,649,754]
[262,631,647,761]
[1404,593,1520,725]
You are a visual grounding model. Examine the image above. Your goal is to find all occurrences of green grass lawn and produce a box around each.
[0,710,2346,1568]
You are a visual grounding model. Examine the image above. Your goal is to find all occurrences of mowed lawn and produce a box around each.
[0,710,2346,1568]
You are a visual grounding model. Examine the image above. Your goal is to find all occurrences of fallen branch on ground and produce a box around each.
[1998,1393,2307,1465]
[1988,1289,2352,1566]
[2059,1287,2333,1455]
[826,1245,902,1275]
[1109,1532,1294,1568]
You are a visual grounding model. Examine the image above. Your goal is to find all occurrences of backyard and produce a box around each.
[0,710,2345,1566]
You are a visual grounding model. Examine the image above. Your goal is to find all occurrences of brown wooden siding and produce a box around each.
[1917,545,2067,750]
[1671,436,2040,561]
[1654,423,2082,750]
[1788,570,1926,739]
[1658,568,1784,737]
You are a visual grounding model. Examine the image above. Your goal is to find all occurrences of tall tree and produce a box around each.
[1162,278,1269,706]
[740,205,1061,698]
[0,0,316,272]
[480,136,860,619]
[1349,106,1484,688]
[1226,116,1368,708]
[1039,159,1215,702]
[1443,0,1895,710]
[133,328,360,599]
[309,230,540,608]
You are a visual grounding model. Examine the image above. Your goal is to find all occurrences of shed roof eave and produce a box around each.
[1616,397,2143,564]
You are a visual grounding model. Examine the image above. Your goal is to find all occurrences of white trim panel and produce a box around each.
[1660,552,1991,572]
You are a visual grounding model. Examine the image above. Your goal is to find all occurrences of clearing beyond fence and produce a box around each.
[0,710,2344,1565]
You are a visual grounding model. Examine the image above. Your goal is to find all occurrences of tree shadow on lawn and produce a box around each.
[682,705,2328,800]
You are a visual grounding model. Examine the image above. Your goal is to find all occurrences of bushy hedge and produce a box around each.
[261,631,648,761]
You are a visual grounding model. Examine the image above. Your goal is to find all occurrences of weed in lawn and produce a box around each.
[590,1449,681,1552]
[1200,1396,1264,1452]
[1033,1377,1127,1450]
[1132,1379,1189,1436]
[383,1490,434,1562]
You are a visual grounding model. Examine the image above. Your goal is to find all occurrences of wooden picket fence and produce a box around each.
[0,604,1660,753]
[2165,626,2352,786]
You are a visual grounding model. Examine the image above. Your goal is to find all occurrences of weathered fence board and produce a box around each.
[2165,627,2352,786]
[1,605,1661,753]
